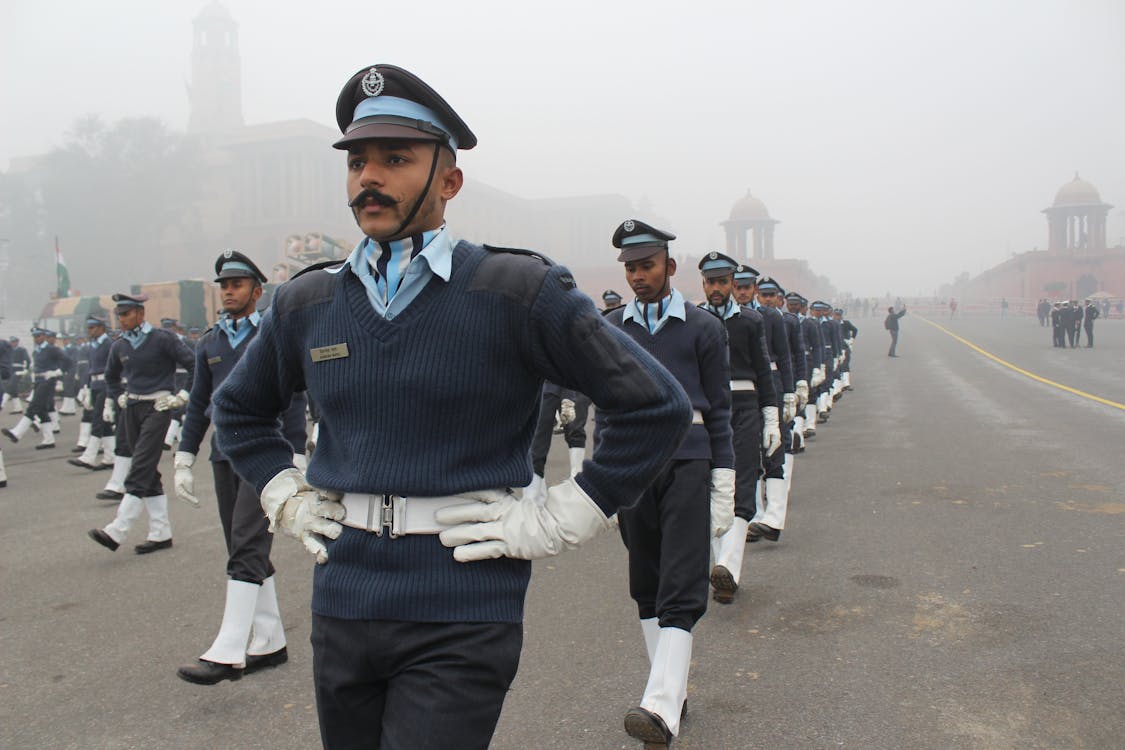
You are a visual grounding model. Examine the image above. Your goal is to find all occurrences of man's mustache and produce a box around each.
[348,189,398,208]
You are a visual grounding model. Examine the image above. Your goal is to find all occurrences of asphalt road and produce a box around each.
[1,314,1121,749]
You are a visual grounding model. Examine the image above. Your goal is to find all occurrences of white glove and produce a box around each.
[782,392,797,423]
[43,368,64,379]
[77,386,92,410]
[795,380,809,410]
[558,398,576,426]
[709,468,735,537]
[55,379,64,393]
[260,468,345,564]
[116,393,128,408]
[154,389,190,412]
[102,399,116,424]
[436,478,611,562]
[761,406,782,457]
[173,451,198,507]
[293,452,308,472]
[845,338,854,348]
[810,367,823,387]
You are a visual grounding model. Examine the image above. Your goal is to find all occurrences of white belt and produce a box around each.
[126,390,171,402]
[730,379,756,392]
[90,374,106,382]
[769,362,778,371]
[691,409,704,425]
[339,493,468,537]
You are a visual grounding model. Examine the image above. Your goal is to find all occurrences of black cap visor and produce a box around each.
[616,243,668,263]
[333,117,450,150]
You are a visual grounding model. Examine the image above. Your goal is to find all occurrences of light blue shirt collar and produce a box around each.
[122,321,153,349]
[623,288,686,335]
[347,225,453,319]
[217,310,261,348]
[701,298,740,320]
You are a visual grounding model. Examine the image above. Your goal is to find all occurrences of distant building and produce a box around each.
[955,175,1124,302]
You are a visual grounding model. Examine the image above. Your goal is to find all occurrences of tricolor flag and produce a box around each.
[55,237,71,298]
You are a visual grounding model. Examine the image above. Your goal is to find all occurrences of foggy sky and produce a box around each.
[3,0,1124,298]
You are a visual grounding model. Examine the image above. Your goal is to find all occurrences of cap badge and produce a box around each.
[623,220,635,232]
[709,252,718,259]
[223,249,234,259]
[361,68,386,97]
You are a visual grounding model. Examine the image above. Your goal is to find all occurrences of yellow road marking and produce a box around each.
[917,316,1125,412]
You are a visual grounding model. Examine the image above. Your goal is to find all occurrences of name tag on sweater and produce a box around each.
[207,356,222,365]
[310,343,350,363]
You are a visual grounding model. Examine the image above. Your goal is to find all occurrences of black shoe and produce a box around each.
[177,659,243,685]
[134,538,173,554]
[624,706,674,749]
[0,480,7,488]
[95,489,124,500]
[87,528,119,551]
[244,647,288,675]
[710,565,738,604]
[748,521,780,542]
[68,458,98,469]
[746,525,762,542]
[91,462,112,471]
[2,428,16,443]
[71,445,85,453]
[35,443,56,450]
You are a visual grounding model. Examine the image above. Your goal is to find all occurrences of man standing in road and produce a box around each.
[885,304,907,357]
[1083,299,1099,347]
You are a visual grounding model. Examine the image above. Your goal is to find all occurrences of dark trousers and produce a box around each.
[1052,326,1064,347]
[618,458,710,632]
[529,391,589,476]
[123,401,170,497]
[114,405,132,457]
[311,615,522,750]
[731,403,763,520]
[25,378,56,422]
[89,389,110,438]
[1085,324,1094,347]
[887,329,899,356]
[211,460,275,584]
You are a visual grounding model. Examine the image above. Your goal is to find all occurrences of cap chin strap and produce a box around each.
[391,142,442,239]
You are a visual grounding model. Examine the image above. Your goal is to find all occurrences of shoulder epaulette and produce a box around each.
[292,260,347,280]
[482,244,554,266]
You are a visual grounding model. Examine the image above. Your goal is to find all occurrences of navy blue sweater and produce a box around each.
[181,326,308,463]
[212,241,691,623]
[604,299,733,469]
[105,328,195,398]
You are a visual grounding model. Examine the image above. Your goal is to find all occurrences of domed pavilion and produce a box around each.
[721,190,780,261]
[1043,174,1113,253]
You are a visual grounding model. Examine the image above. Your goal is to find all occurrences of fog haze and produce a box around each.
[3,0,1124,298]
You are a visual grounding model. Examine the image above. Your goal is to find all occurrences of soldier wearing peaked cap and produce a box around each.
[696,251,780,606]
[602,289,624,312]
[732,264,758,306]
[788,294,825,439]
[600,222,733,747]
[208,64,689,749]
[88,292,195,555]
[175,250,307,685]
[836,309,858,391]
[68,316,117,471]
[3,327,71,449]
[744,277,795,543]
[2,336,30,415]
[0,336,10,487]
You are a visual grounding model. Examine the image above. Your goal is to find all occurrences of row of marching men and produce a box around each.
[522,220,858,747]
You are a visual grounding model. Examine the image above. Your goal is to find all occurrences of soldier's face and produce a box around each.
[757,290,780,308]
[733,283,755,305]
[624,253,675,303]
[702,275,733,307]
[220,277,262,317]
[787,300,801,314]
[346,140,463,241]
[117,308,144,332]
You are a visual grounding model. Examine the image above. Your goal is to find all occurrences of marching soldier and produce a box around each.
[87,293,194,555]
[602,288,624,312]
[0,336,10,487]
[3,327,71,449]
[2,336,30,414]
[68,317,117,471]
[747,277,796,542]
[602,221,733,747]
[732,265,756,305]
[526,382,590,503]
[837,309,858,391]
[697,252,779,605]
[161,317,190,450]
[209,64,689,750]
[175,251,306,685]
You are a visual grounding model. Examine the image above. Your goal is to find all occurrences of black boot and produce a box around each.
[176,659,243,685]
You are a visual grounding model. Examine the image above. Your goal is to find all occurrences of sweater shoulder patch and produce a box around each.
[469,247,554,305]
[274,267,341,314]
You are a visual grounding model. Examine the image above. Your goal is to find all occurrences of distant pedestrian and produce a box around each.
[1083,299,1099,347]
[885,305,907,357]
[1000,298,1008,317]
[949,298,957,319]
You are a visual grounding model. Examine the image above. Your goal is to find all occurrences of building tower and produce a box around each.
[1043,174,1113,253]
[187,2,243,133]
[721,190,780,262]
